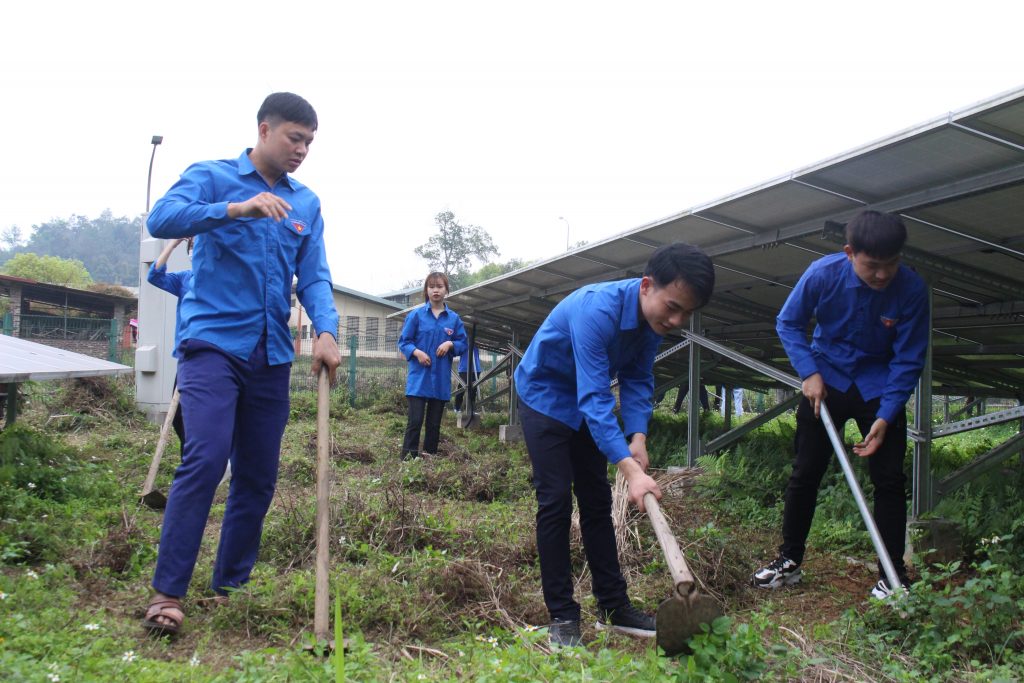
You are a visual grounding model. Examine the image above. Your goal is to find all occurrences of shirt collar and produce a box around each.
[620,279,644,331]
[421,301,449,316]
[238,149,295,190]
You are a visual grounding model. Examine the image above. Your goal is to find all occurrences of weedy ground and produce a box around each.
[0,378,1021,681]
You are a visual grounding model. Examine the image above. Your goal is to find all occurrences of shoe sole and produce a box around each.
[594,622,656,638]
[752,569,802,590]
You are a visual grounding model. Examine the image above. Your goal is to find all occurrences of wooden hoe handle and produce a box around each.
[644,493,695,599]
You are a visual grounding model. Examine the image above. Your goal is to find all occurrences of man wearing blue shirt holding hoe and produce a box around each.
[752,210,929,600]
[515,243,715,647]
[142,92,341,636]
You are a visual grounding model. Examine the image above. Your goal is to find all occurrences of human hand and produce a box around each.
[853,418,888,457]
[228,192,292,222]
[629,434,650,471]
[413,349,432,366]
[435,341,454,357]
[802,373,827,418]
[311,332,342,384]
[617,457,661,512]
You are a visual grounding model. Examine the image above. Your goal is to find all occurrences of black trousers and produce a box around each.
[780,384,908,575]
[519,399,628,621]
[402,396,446,457]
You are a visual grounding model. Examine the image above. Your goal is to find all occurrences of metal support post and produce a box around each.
[687,313,702,466]
[912,285,934,517]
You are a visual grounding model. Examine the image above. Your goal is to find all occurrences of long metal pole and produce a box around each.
[681,330,906,596]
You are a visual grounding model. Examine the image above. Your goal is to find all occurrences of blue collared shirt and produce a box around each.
[147,149,338,365]
[146,263,193,358]
[776,252,929,424]
[398,303,468,400]
[514,279,662,464]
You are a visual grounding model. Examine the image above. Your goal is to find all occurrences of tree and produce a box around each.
[19,211,142,285]
[1,226,24,251]
[458,257,532,289]
[414,211,499,288]
[1,253,94,288]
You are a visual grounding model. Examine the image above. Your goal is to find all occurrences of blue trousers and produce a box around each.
[152,337,290,598]
[519,399,628,621]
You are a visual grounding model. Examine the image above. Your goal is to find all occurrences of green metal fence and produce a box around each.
[8,314,124,362]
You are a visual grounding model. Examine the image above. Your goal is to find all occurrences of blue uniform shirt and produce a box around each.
[458,346,481,373]
[398,303,468,400]
[776,252,929,424]
[146,263,193,358]
[147,149,339,365]
[514,279,662,464]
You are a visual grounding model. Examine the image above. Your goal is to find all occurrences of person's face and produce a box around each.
[638,276,701,335]
[844,245,900,291]
[258,119,315,176]
[426,279,448,303]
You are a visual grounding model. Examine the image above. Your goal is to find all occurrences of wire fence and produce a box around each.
[288,334,513,413]
[3,312,125,363]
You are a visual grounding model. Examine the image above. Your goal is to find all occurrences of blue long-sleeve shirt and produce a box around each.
[398,303,468,400]
[514,279,662,464]
[146,263,193,358]
[147,149,338,365]
[776,252,929,424]
[458,346,481,373]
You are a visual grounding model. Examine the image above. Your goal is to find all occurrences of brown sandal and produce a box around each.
[143,595,184,636]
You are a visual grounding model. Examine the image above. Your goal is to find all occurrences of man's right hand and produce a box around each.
[227,192,292,221]
[802,372,827,418]
[616,456,661,513]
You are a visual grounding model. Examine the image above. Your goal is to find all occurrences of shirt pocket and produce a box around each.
[276,215,311,262]
[865,311,900,354]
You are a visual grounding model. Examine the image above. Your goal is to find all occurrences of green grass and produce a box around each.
[0,377,1021,681]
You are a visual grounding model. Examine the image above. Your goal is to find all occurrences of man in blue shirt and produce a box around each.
[142,93,341,637]
[752,210,929,600]
[515,242,715,647]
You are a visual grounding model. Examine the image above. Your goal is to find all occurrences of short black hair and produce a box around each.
[845,210,907,258]
[257,92,318,131]
[643,242,715,307]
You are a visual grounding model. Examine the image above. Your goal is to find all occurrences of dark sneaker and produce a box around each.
[595,603,656,638]
[751,555,802,589]
[547,618,582,647]
[869,575,911,600]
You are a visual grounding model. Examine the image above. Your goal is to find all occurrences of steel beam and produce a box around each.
[936,430,1024,498]
[703,393,800,454]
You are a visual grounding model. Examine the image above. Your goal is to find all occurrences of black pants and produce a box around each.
[519,399,628,621]
[674,384,710,413]
[402,396,446,457]
[780,384,908,575]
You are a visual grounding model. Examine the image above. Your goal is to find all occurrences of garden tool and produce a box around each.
[312,366,333,648]
[140,388,179,509]
[644,492,724,656]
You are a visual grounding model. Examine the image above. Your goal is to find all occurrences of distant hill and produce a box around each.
[0,210,142,286]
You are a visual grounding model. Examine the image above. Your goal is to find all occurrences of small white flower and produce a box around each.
[25,569,39,579]
[458,650,465,657]
[189,654,200,667]
[391,561,400,574]
[417,675,428,681]
[338,536,347,545]
[61,477,67,482]
[47,674,60,682]
[0,592,8,600]
[83,623,100,631]
[121,650,137,663]
[27,482,36,489]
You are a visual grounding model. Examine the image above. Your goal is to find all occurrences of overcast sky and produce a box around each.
[3,1,1023,294]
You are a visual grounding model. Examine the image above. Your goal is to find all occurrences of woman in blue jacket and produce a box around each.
[398,272,468,459]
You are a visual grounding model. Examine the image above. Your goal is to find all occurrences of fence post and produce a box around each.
[1,312,11,336]
[108,319,119,362]
[490,351,497,394]
[348,334,358,408]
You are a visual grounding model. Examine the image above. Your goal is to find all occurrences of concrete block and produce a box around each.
[908,518,964,566]
[499,424,523,442]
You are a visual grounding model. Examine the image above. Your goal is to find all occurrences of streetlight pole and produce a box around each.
[558,216,570,251]
[146,135,164,212]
